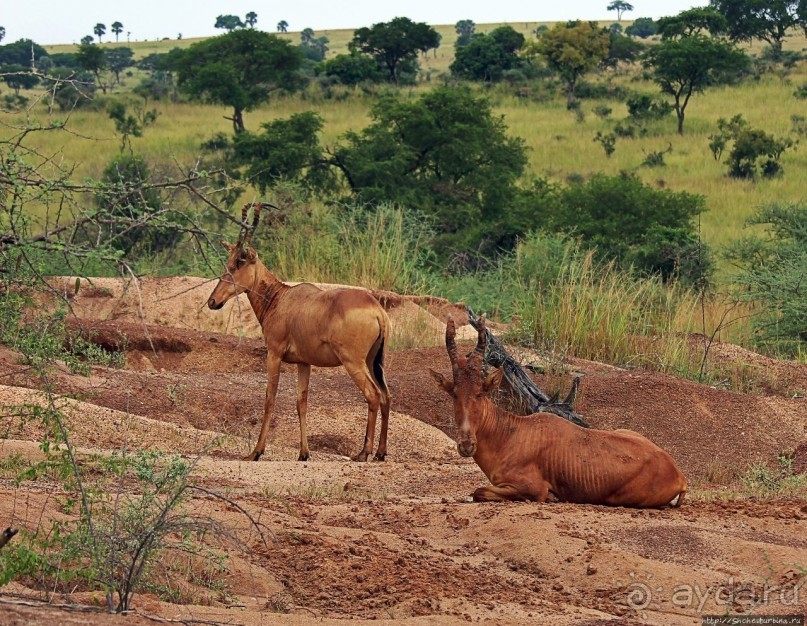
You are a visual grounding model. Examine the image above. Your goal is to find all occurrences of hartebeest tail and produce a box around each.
[208,202,391,462]
[430,317,687,508]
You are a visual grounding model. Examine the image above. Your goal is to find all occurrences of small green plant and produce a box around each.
[594,131,617,158]
[741,455,807,495]
[642,143,672,168]
[592,104,612,119]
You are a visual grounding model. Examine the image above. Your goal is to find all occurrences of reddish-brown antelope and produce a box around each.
[208,203,391,462]
[430,317,687,507]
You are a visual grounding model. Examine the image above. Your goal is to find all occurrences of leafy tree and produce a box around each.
[607,1,634,20]
[111,21,124,41]
[536,21,610,108]
[76,42,108,93]
[321,51,384,85]
[301,28,315,44]
[93,23,106,43]
[173,29,303,132]
[245,12,258,29]
[1,65,39,94]
[81,35,94,46]
[350,17,441,82]
[602,30,644,69]
[214,15,245,31]
[106,47,135,84]
[625,17,658,38]
[300,35,329,62]
[643,34,749,134]
[455,19,476,46]
[107,100,159,151]
[710,116,793,178]
[548,173,710,283]
[277,20,288,33]
[0,38,49,68]
[656,7,727,38]
[710,0,807,56]
[450,25,525,82]
[726,202,807,355]
[0,26,5,43]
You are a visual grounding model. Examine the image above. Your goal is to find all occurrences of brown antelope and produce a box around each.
[430,317,687,507]
[207,203,391,462]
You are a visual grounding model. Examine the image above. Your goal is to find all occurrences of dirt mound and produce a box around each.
[2,274,806,625]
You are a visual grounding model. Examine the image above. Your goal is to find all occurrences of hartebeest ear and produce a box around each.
[239,244,257,263]
[482,367,504,393]
[221,240,236,251]
[429,369,453,394]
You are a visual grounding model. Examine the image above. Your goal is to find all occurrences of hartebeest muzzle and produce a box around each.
[457,438,477,457]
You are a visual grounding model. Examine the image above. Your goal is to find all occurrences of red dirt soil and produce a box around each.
[1,276,805,625]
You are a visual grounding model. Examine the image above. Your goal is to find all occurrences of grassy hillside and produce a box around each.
[9,23,806,261]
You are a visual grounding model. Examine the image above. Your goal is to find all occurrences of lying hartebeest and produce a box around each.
[207,203,391,462]
[430,317,687,507]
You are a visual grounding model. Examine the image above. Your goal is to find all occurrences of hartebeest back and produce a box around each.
[208,203,391,462]
[430,317,687,507]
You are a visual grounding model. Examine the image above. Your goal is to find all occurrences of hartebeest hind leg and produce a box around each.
[296,363,311,461]
[472,481,551,503]
[340,359,385,462]
[247,355,282,462]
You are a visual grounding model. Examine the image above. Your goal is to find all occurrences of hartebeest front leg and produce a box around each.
[296,363,311,461]
[246,354,282,462]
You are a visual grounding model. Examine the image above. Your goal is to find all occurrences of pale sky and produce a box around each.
[3,1,706,46]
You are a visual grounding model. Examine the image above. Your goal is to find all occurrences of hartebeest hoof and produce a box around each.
[373,452,386,461]
[298,452,310,461]
[243,451,263,462]
[352,450,372,462]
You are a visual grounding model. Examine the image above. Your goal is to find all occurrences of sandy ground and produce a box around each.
[0,275,805,625]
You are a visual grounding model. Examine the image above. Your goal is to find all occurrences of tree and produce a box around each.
[656,7,727,38]
[0,38,49,68]
[455,19,476,46]
[173,29,303,132]
[321,52,384,85]
[607,1,634,20]
[710,0,807,57]
[727,202,807,355]
[602,30,644,69]
[94,23,106,43]
[549,173,710,283]
[643,34,749,134]
[625,17,658,38]
[81,35,94,46]
[300,28,315,44]
[214,15,245,31]
[536,21,610,108]
[111,21,124,42]
[450,25,525,82]
[350,17,441,82]
[106,47,135,84]
[76,42,108,94]
[277,20,288,33]
[0,26,6,43]
[1,65,40,94]
[245,12,258,29]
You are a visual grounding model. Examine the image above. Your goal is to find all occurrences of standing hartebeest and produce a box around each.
[207,203,391,462]
[430,317,687,507]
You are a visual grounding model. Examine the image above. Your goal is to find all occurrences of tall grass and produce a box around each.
[513,250,703,375]
[256,202,431,294]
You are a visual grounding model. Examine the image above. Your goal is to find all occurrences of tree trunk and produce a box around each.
[466,307,591,428]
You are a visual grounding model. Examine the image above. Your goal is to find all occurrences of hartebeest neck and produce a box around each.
[471,399,548,476]
[245,259,288,326]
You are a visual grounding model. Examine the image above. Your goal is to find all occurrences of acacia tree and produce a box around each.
[455,19,476,46]
[214,15,244,31]
[710,0,807,56]
[537,21,610,108]
[245,12,258,28]
[643,34,748,134]
[656,7,727,38]
[77,42,108,93]
[277,20,288,33]
[106,47,135,84]
[350,17,441,82]
[111,21,124,41]
[607,1,634,21]
[173,29,303,132]
[0,26,6,43]
[93,23,106,43]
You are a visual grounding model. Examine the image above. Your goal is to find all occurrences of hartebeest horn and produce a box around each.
[446,316,459,375]
[474,315,488,356]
